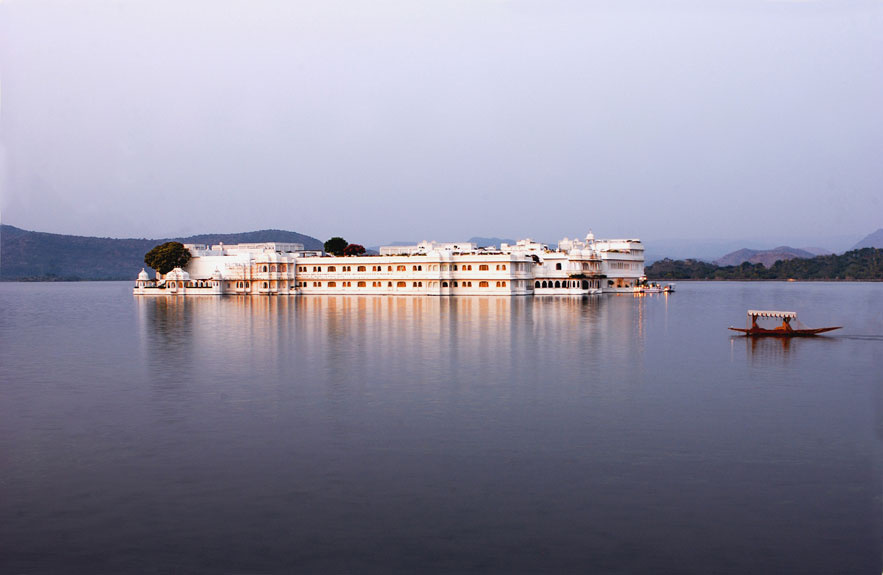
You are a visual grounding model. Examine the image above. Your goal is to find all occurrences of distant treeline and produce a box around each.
[646,248,883,280]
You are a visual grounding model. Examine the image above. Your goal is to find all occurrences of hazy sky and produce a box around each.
[1,0,881,246]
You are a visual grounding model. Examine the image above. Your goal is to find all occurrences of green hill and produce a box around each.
[647,248,883,280]
[0,225,323,281]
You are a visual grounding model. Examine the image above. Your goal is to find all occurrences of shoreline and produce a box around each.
[646,278,883,282]
[3,277,882,284]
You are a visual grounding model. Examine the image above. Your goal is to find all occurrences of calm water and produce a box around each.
[1,281,881,574]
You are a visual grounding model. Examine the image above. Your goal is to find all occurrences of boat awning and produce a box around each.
[747,310,797,319]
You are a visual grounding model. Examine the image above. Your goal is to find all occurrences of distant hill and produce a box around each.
[714,246,817,267]
[853,228,883,249]
[0,225,322,281]
[802,247,834,256]
[647,248,883,280]
[642,234,861,263]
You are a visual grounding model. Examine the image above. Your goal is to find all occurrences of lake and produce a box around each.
[1,281,881,574]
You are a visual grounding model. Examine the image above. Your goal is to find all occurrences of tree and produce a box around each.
[343,243,366,256]
[324,237,348,256]
[144,242,192,275]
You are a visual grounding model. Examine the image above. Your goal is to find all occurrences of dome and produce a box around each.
[137,268,150,281]
[211,268,223,280]
[165,267,190,281]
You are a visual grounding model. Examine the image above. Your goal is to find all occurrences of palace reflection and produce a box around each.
[136,294,649,403]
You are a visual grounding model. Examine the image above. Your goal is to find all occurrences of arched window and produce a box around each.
[479,281,489,288]
[442,281,448,287]
[263,282,268,289]
[262,266,268,272]
[357,266,366,272]
[479,264,488,271]
[555,281,561,288]
[328,266,336,272]
[357,281,366,287]
[328,281,337,287]
[555,263,562,270]
[396,281,406,288]
[535,281,540,288]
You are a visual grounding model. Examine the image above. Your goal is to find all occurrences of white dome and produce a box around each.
[211,268,223,280]
[165,267,190,281]
[137,268,150,281]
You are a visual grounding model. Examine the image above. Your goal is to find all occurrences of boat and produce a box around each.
[635,282,675,294]
[728,310,840,337]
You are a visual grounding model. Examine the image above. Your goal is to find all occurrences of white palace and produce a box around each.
[133,233,645,297]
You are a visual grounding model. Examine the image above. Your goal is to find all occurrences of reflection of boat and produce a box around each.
[635,282,675,294]
[729,310,840,337]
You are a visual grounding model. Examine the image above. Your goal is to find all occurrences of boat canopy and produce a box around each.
[747,310,797,319]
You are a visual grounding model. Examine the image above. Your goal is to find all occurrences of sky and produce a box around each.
[1,0,881,248]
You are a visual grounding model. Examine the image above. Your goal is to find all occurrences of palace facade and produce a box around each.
[133,233,645,296]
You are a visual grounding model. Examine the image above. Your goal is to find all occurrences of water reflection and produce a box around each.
[4,282,881,575]
[135,295,645,398]
[736,333,842,369]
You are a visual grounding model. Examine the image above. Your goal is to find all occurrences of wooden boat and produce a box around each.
[729,310,840,337]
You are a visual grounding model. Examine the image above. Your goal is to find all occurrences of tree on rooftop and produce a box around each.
[144,242,192,275]
[324,237,348,256]
[343,243,366,256]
